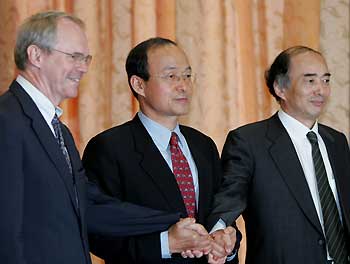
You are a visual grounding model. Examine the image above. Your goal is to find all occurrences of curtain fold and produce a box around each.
[0,1,348,263]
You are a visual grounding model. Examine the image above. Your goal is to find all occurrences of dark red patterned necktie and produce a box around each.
[170,132,196,218]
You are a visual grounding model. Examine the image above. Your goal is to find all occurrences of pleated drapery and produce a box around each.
[0,1,349,263]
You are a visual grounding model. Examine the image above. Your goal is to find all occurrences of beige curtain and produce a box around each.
[0,1,348,263]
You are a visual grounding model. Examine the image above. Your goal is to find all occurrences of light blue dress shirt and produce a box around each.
[138,111,199,258]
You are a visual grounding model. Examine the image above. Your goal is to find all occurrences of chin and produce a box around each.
[175,110,189,116]
[67,89,79,99]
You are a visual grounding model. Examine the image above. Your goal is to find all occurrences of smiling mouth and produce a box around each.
[311,100,325,107]
[68,77,80,83]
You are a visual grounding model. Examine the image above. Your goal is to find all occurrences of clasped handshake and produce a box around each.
[168,218,237,264]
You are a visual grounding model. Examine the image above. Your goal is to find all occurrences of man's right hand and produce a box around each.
[210,226,236,258]
[168,218,211,254]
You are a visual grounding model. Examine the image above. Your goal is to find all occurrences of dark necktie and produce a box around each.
[52,114,73,174]
[307,131,348,263]
[52,114,79,208]
[170,132,196,218]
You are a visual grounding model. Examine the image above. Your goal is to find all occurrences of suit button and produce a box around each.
[318,239,325,246]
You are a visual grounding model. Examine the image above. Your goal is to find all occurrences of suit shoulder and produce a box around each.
[318,123,348,142]
[180,126,220,161]
[84,121,136,155]
[319,123,344,135]
[0,89,21,114]
[227,118,269,138]
[0,90,26,123]
[180,125,216,144]
[88,120,134,143]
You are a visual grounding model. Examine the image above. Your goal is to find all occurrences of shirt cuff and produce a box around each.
[210,219,237,261]
[226,249,237,261]
[160,230,171,258]
[209,218,227,233]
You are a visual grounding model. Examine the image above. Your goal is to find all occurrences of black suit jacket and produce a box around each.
[208,113,350,264]
[0,81,180,264]
[83,115,226,264]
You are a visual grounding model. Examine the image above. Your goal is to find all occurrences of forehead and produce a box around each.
[289,51,329,77]
[55,18,88,51]
[147,44,190,72]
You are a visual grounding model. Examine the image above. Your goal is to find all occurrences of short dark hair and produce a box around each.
[125,37,177,98]
[264,46,322,101]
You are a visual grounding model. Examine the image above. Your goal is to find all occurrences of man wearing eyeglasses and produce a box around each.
[0,12,193,264]
[82,37,240,264]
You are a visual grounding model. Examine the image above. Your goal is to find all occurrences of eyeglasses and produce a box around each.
[151,72,195,84]
[51,48,92,66]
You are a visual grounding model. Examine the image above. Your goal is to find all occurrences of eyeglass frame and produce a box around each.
[51,48,92,66]
[150,72,196,84]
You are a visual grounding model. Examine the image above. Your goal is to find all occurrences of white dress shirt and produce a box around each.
[16,75,62,135]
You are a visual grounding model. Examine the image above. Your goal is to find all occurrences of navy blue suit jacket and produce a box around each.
[0,81,180,264]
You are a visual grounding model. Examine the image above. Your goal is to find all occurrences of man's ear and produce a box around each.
[130,75,146,97]
[273,81,286,101]
[26,45,44,69]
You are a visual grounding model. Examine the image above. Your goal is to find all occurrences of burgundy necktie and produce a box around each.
[170,132,196,218]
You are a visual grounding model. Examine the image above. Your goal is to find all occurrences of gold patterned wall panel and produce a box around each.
[176,0,231,150]
[319,0,350,138]
[0,1,17,93]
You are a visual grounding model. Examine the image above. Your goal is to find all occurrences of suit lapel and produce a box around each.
[181,127,211,222]
[267,114,323,235]
[319,126,337,185]
[10,81,80,215]
[319,127,350,229]
[60,125,83,213]
[131,116,187,215]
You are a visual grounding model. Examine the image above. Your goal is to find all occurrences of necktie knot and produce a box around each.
[306,131,318,144]
[170,132,179,147]
[51,113,59,125]
[51,114,61,139]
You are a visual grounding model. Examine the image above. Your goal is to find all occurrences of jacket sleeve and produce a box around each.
[208,129,253,227]
[85,180,180,237]
[83,135,178,262]
[0,115,27,264]
[206,132,244,263]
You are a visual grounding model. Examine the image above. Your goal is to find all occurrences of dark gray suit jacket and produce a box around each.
[0,81,180,264]
[208,113,350,264]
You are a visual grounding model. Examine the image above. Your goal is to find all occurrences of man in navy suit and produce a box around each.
[83,37,239,264]
[208,46,350,263]
[0,11,207,264]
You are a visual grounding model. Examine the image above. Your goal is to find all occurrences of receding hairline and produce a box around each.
[146,44,191,72]
[286,46,323,61]
[289,49,328,71]
[56,15,85,29]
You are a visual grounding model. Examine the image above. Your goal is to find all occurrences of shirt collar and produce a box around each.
[138,111,182,151]
[16,75,63,122]
[278,109,318,140]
